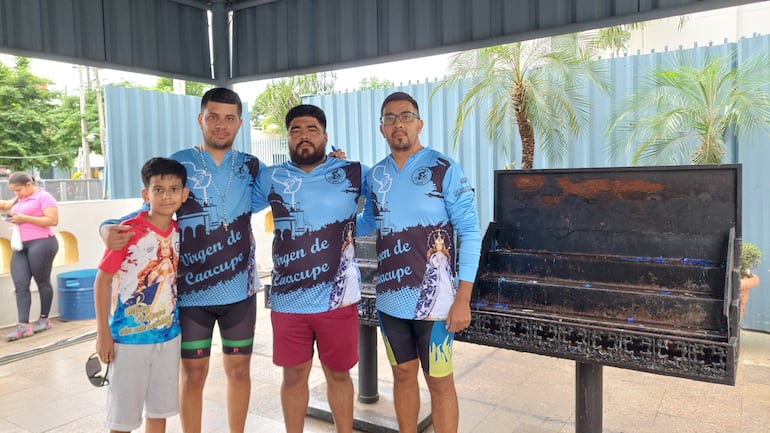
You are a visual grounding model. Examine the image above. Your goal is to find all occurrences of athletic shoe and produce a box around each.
[32,318,52,333]
[5,323,34,341]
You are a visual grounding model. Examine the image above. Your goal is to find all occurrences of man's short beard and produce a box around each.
[388,137,412,151]
[205,139,234,151]
[290,147,326,166]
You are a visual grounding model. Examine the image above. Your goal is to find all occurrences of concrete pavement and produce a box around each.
[1,290,769,433]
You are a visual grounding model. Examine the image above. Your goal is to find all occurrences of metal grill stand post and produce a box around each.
[576,362,603,433]
[358,324,379,403]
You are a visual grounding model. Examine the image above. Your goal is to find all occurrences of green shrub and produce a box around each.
[740,242,763,278]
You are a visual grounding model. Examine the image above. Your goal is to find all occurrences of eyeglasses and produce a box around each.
[380,111,420,125]
[85,353,110,387]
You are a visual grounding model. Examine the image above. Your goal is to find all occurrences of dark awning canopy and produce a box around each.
[0,0,761,86]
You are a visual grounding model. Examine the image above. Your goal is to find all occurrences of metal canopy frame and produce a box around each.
[0,0,762,86]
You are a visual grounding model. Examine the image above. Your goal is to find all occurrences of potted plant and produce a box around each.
[739,241,763,318]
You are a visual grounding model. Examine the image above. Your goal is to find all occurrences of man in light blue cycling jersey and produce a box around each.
[358,91,482,433]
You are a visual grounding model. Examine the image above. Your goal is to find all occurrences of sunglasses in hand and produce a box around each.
[85,353,110,387]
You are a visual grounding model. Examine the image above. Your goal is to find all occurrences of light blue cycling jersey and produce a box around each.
[257,157,369,314]
[169,148,267,307]
[358,147,481,321]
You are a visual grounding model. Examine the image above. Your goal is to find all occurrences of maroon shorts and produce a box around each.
[271,303,359,371]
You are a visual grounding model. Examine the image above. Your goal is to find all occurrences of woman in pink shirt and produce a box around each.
[1,172,59,341]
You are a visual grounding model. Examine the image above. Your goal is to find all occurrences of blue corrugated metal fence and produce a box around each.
[104,35,770,331]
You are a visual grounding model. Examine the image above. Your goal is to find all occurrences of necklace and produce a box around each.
[197,146,236,231]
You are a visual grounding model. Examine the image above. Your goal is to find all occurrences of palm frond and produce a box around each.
[607,50,770,165]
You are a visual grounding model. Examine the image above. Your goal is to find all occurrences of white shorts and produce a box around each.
[105,336,181,431]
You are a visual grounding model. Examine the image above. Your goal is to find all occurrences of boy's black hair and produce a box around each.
[141,157,187,188]
[380,91,419,115]
[201,87,243,117]
[285,104,327,130]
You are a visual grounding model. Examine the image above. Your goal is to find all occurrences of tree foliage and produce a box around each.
[251,72,336,133]
[591,18,687,57]
[50,90,100,169]
[0,58,64,171]
[434,34,610,169]
[358,77,393,90]
[607,51,770,165]
[154,77,211,96]
[591,25,634,57]
[0,57,104,173]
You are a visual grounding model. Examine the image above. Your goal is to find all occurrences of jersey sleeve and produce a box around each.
[252,164,270,213]
[442,162,482,283]
[98,245,128,274]
[99,203,147,228]
[97,220,141,272]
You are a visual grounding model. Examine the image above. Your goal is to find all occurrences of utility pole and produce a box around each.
[93,67,108,197]
[78,65,90,179]
[173,79,186,95]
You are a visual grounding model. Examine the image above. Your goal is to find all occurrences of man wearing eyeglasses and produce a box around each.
[358,91,482,433]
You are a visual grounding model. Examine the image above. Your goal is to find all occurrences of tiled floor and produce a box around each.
[1,291,769,433]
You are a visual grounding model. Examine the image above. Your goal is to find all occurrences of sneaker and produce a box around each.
[5,323,34,341]
[32,318,52,333]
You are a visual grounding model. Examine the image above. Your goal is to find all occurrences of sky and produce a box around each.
[0,52,454,106]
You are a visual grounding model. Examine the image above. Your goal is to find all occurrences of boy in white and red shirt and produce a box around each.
[93,157,189,433]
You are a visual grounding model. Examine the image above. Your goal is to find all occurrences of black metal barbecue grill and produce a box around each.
[455,164,742,432]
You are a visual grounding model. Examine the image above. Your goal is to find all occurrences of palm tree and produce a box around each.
[607,51,770,165]
[590,17,687,57]
[433,34,609,169]
[591,24,634,57]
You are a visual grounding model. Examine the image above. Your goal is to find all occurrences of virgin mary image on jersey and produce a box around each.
[414,229,456,319]
[329,222,361,309]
